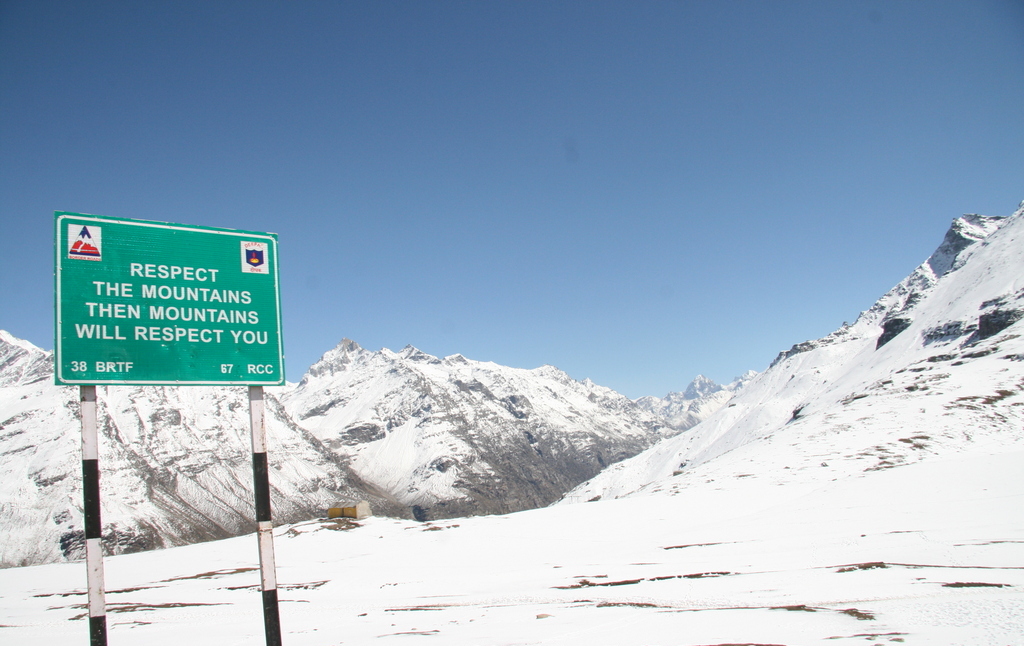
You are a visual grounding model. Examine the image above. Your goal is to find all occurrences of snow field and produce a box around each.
[2,448,1021,645]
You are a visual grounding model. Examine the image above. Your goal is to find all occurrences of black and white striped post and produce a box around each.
[79,385,107,646]
[248,385,282,645]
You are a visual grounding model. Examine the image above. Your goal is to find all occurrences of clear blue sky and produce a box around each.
[2,1,1022,398]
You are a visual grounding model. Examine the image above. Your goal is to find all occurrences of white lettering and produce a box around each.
[91,282,134,297]
[75,325,126,340]
[134,264,218,282]
[139,285,248,303]
[88,303,141,319]
[232,330,268,345]
[134,326,225,343]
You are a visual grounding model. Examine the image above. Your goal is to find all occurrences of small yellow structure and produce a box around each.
[327,500,371,520]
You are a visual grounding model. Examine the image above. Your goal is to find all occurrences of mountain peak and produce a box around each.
[636,371,756,431]
[339,337,362,351]
[734,369,758,381]
[398,345,439,363]
[0,329,42,353]
[0,330,51,387]
[302,337,367,380]
[926,214,1006,278]
[683,374,722,400]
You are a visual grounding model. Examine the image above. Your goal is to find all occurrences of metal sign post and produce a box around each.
[249,386,282,645]
[80,385,107,646]
[55,212,286,645]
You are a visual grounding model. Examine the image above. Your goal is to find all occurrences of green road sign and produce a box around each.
[55,212,284,385]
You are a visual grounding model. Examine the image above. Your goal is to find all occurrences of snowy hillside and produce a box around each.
[280,340,673,520]
[567,204,1024,503]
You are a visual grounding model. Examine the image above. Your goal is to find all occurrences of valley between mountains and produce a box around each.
[1,316,742,567]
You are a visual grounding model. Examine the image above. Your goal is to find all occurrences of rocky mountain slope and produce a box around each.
[279,341,673,520]
[567,203,1024,503]
[0,333,674,567]
[0,344,403,568]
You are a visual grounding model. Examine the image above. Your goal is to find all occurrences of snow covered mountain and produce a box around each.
[0,329,51,387]
[635,371,757,430]
[567,204,1024,503]
[279,340,673,520]
[0,338,405,568]
[0,333,672,567]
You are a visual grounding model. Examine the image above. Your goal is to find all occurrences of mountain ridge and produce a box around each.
[564,202,1024,503]
[0,330,681,567]
[281,338,676,520]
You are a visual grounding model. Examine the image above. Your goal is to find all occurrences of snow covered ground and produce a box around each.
[1,444,1021,645]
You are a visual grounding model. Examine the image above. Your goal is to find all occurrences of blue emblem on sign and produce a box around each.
[246,249,265,268]
[241,240,270,273]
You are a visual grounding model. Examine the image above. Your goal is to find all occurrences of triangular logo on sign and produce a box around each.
[68,225,102,260]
